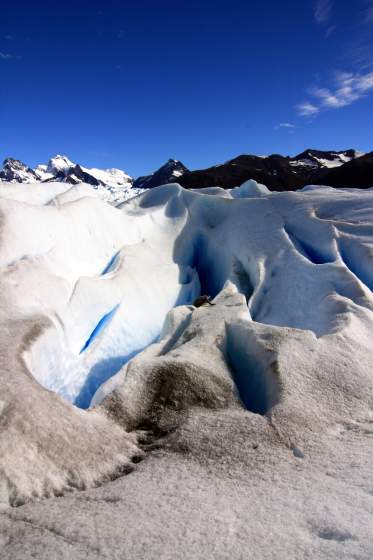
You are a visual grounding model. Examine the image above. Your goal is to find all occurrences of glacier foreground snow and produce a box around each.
[0,180,373,559]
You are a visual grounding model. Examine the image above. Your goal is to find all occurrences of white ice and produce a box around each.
[1,179,373,409]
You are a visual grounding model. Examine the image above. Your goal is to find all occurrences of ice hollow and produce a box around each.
[2,181,373,505]
[1,183,373,409]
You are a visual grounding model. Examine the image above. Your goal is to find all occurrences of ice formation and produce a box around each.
[1,176,373,560]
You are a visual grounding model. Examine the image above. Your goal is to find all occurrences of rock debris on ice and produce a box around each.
[0,179,373,559]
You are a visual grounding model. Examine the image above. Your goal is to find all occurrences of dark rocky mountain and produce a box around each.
[313,152,373,189]
[179,154,303,191]
[0,157,39,183]
[133,159,188,189]
[178,149,368,191]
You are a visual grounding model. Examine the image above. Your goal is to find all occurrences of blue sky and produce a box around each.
[1,0,373,177]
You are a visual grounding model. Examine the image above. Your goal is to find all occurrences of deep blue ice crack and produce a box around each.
[79,305,120,354]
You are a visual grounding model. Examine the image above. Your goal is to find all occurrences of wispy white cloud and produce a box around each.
[0,52,13,60]
[274,122,296,130]
[298,1,373,120]
[297,70,373,116]
[314,0,333,24]
[296,102,320,117]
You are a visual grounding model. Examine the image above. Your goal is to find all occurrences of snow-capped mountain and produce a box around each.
[288,148,363,170]
[0,157,39,183]
[178,149,369,191]
[0,155,138,205]
[128,149,369,192]
[34,154,76,180]
[314,151,373,189]
[133,159,188,189]
[1,149,372,204]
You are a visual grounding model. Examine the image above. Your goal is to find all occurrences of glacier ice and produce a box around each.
[1,178,373,524]
[1,181,373,409]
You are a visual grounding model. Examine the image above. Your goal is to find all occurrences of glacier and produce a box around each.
[0,179,373,559]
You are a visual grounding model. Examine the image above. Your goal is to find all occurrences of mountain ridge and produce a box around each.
[1,149,372,194]
[178,149,371,191]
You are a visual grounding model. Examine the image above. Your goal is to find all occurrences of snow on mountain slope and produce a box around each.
[0,158,39,183]
[34,164,54,181]
[1,149,370,198]
[42,155,137,204]
[44,154,74,175]
[1,177,373,560]
[289,149,364,170]
[80,165,132,188]
[178,149,370,191]
[0,155,138,205]
[133,159,188,189]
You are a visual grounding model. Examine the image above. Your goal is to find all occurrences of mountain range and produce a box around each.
[0,155,138,205]
[176,149,373,191]
[1,149,373,199]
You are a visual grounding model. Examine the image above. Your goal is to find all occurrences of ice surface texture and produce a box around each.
[0,180,373,560]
